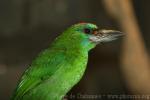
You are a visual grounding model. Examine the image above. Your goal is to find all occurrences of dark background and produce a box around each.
[0,0,150,100]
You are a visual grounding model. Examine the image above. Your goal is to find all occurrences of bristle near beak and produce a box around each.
[90,29,124,43]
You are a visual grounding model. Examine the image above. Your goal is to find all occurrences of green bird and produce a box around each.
[11,23,123,100]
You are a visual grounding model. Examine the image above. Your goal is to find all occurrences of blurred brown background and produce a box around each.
[0,0,150,100]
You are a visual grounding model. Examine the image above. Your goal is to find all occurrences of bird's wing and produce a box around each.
[12,49,66,100]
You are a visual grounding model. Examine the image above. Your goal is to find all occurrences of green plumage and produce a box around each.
[12,23,97,100]
[11,23,122,100]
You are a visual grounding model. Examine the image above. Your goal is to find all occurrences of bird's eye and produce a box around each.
[84,28,91,34]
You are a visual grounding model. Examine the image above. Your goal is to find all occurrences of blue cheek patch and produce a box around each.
[81,39,89,47]
[81,35,96,50]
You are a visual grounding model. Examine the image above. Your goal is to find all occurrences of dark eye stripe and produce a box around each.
[84,28,91,34]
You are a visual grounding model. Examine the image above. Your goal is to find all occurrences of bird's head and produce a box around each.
[57,23,123,51]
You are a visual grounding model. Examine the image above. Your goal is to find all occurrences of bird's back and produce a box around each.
[12,45,88,100]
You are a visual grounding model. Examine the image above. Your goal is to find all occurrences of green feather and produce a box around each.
[11,23,98,100]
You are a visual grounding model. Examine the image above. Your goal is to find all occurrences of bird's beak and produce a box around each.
[90,29,124,43]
